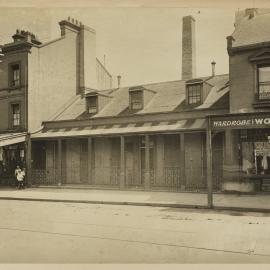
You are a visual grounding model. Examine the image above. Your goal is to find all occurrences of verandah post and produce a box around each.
[144,135,151,190]
[26,133,32,187]
[206,116,213,208]
[57,139,62,186]
[179,133,186,190]
[88,137,92,184]
[120,136,125,189]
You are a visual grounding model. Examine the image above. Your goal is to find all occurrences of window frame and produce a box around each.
[86,95,98,114]
[186,83,202,105]
[8,61,21,88]
[256,64,270,101]
[9,102,21,129]
[129,90,144,110]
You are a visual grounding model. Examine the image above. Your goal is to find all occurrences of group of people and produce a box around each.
[14,166,26,189]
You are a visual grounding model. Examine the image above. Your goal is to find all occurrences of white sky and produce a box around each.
[0,7,236,87]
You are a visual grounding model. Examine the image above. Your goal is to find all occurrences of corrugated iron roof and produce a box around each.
[32,119,206,139]
[52,74,229,121]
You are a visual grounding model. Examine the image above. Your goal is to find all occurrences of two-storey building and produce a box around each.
[0,17,112,185]
[210,8,270,192]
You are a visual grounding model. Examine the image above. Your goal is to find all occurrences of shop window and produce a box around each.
[11,103,20,128]
[9,63,20,87]
[129,88,143,110]
[241,129,270,175]
[86,95,98,114]
[187,83,202,105]
[257,65,270,100]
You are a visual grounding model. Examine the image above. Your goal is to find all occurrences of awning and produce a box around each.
[0,132,27,147]
[32,119,206,139]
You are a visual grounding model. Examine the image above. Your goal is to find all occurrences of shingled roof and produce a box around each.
[232,11,270,48]
[51,74,229,121]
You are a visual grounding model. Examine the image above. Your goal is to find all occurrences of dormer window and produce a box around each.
[129,87,144,110]
[187,83,202,105]
[86,95,98,114]
[257,65,270,100]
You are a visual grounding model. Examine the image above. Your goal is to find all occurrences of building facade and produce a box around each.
[210,8,270,193]
[3,9,270,195]
[30,15,230,192]
[0,18,112,185]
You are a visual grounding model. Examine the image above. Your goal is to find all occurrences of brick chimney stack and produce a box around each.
[59,17,97,94]
[182,15,196,80]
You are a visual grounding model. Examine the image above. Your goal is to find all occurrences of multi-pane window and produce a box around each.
[10,64,20,87]
[130,90,143,110]
[258,65,270,100]
[11,104,20,127]
[87,96,98,114]
[187,84,202,105]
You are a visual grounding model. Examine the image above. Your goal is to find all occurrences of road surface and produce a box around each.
[0,200,270,263]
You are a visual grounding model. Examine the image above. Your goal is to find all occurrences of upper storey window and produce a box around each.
[258,65,270,100]
[11,103,20,128]
[187,83,202,105]
[9,63,20,87]
[129,87,144,110]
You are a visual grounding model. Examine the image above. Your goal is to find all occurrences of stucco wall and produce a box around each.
[229,50,257,113]
[28,32,78,132]
[0,50,27,131]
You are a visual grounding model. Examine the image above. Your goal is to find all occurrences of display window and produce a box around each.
[241,129,270,175]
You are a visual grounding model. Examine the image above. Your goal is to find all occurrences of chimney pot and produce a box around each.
[211,61,216,76]
[117,75,121,88]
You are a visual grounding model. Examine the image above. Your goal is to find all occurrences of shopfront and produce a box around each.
[0,133,27,185]
[210,113,270,192]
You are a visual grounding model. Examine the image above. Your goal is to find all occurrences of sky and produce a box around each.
[0,7,236,88]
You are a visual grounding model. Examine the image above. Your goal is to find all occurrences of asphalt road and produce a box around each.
[1,200,270,263]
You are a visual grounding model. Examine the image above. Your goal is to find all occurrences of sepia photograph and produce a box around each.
[0,0,270,266]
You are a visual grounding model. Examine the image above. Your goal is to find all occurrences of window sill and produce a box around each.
[253,100,270,108]
[8,85,22,91]
[7,127,25,132]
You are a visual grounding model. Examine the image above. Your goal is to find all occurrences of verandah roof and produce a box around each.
[31,118,206,139]
[0,132,27,147]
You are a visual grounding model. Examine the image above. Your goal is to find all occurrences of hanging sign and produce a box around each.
[211,114,270,130]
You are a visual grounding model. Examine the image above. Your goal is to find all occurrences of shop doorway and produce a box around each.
[0,143,26,186]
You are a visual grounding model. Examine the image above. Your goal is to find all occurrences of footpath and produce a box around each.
[0,187,270,212]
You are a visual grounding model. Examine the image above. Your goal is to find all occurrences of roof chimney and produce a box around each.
[182,15,196,80]
[12,29,41,45]
[245,8,258,19]
[211,61,216,76]
[117,75,121,88]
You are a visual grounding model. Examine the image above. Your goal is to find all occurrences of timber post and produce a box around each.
[180,133,186,190]
[144,135,151,190]
[120,136,125,189]
[206,116,213,208]
[57,139,62,186]
[26,133,32,187]
[87,137,92,184]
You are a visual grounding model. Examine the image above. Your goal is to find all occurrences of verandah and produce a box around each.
[30,132,223,192]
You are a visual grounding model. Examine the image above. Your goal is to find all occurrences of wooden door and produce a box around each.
[94,138,111,185]
[46,141,56,184]
[125,142,135,185]
[65,139,81,184]
[185,133,206,190]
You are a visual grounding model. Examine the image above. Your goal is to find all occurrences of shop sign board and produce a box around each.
[211,114,270,130]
